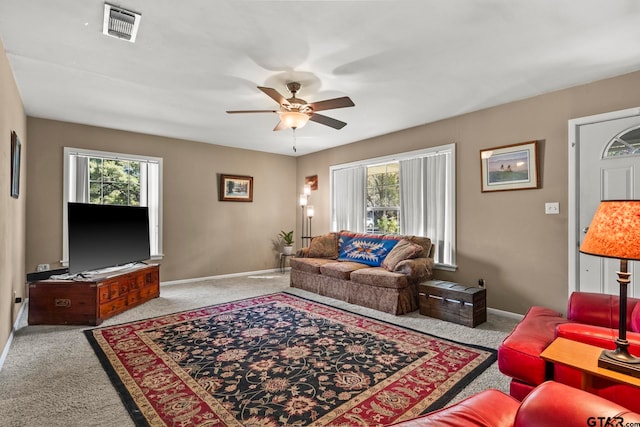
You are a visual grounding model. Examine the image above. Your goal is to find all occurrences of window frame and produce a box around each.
[62,147,164,266]
[330,144,456,270]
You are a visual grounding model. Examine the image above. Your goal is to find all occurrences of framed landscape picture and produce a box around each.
[480,141,540,192]
[219,174,253,202]
[10,131,21,198]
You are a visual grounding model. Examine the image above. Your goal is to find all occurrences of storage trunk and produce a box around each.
[418,280,486,327]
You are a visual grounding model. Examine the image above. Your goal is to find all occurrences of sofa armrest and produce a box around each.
[567,292,640,330]
[556,322,640,354]
[393,257,433,282]
[514,381,640,427]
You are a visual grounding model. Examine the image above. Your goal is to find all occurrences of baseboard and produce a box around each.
[487,307,524,320]
[161,268,285,287]
[161,272,524,320]
[0,300,27,372]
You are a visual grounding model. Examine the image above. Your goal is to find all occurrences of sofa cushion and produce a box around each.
[320,261,369,280]
[289,257,337,274]
[350,267,408,289]
[404,235,432,257]
[337,233,400,267]
[308,232,339,258]
[381,239,425,271]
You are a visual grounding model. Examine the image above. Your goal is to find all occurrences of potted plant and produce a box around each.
[279,230,294,255]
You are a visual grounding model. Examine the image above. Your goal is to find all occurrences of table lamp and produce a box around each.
[580,200,640,377]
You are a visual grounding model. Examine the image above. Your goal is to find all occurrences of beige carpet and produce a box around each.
[0,273,518,427]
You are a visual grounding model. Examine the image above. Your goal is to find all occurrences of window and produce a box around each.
[331,144,456,269]
[366,163,400,233]
[62,148,163,264]
[604,125,640,157]
[89,158,141,205]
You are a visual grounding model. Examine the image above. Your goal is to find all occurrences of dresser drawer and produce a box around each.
[99,296,127,318]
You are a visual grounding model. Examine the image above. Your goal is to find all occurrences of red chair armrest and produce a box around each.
[515,381,640,426]
[390,389,518,427]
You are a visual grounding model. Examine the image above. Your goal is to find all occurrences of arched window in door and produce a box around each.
[604,125,640,157]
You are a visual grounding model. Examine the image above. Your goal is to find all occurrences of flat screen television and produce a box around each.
[68,202,150,274]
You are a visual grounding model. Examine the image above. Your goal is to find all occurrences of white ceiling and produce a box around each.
[1,1,640,156]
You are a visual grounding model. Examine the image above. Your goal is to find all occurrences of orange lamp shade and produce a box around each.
[580,200,640,261]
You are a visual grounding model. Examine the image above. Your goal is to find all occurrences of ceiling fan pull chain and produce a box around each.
[292,128,297,152]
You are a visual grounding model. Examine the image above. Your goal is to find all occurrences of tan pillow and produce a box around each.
[308,232,339,259]
[381,239,425,271]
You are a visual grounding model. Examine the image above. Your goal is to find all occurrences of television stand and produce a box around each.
[28,264,159,325]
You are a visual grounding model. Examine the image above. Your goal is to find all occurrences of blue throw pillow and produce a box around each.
[337,236,399,267]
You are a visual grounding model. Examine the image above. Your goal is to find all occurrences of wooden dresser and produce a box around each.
[28,264,159,326]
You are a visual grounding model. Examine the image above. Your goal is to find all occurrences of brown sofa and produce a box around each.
[290,231,434,315]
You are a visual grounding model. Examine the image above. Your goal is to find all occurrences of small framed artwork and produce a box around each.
[219,174,253,202]
[10,131,21,198]
[480,140,540,192]
[305,174,318,191]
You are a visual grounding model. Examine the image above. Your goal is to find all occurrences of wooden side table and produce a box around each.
[540,337,640,390]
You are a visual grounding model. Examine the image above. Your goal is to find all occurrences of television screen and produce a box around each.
[68,202,150,274]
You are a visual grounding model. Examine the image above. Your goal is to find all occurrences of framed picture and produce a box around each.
[219,174,253,202]
[305,174,318,191]
[10,131,21,198]
[480,140,540,192]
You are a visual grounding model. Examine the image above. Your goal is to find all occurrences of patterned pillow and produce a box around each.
[381,239,425,271]
[308,232,339,259]
[337,235,399,267]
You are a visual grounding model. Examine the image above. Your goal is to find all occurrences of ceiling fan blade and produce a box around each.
[309,113,347,130]
[309,96,354,112]
[258,86,289,106]
[273,121,289,131]
[226,110,278,114]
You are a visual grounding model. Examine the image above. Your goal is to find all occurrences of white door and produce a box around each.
[569,108,640,297]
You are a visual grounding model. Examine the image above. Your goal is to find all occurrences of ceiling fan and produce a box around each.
[226,82,355,131]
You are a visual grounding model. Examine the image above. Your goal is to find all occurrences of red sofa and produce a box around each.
[390,381,640,426]
[498,292,640,411]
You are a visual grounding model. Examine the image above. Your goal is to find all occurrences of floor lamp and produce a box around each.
[580,200,640,377]
[299,193,307,248]
[299,185,312,247]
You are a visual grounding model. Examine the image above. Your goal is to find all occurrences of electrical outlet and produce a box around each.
[478,278,486,288]
[545,202,560,215]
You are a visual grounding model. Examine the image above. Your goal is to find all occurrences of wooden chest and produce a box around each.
[418,280,487,327]
[28,264,159,326]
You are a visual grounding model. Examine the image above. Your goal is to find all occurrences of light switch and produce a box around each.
[545,202,560,215]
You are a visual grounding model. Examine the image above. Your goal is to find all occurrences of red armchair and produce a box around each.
[498,292,640,411]
[390,381,640,427]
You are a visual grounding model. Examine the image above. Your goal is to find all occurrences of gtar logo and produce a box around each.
[587,417,624,427]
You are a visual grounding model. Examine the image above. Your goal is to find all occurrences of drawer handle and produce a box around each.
[428,295,473,306]
[55,298,71,307]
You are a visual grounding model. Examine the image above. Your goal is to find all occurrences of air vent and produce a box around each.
[103,3,141,43]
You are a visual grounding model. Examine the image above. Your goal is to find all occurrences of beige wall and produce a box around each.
[0,38,27,355]
[26,119,297,282]
[297,70,640,315]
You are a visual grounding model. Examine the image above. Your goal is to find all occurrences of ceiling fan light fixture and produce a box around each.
[280,111,310,129]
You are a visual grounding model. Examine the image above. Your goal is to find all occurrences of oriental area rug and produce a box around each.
[85,293,496,426]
